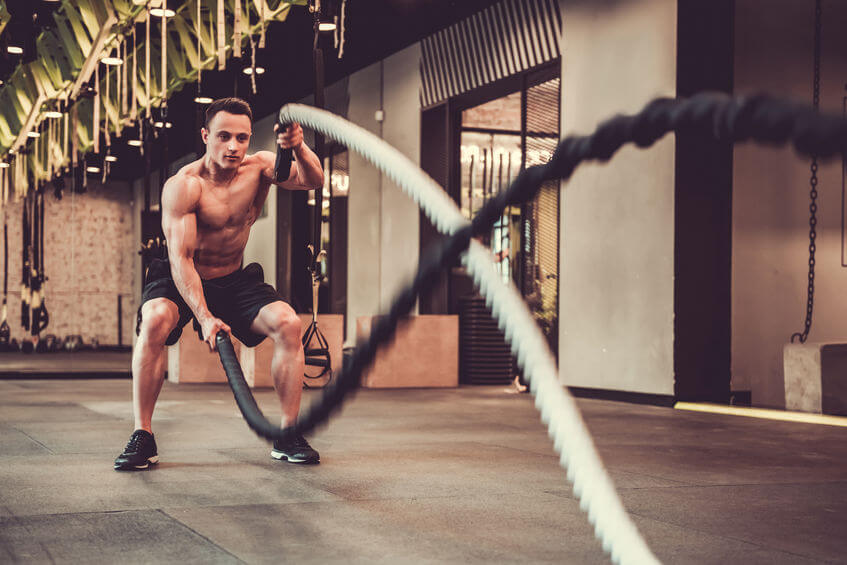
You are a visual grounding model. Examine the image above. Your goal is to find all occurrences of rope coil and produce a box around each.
[219,93,847,565]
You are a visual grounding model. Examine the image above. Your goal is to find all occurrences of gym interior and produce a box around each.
[1,1,846,563]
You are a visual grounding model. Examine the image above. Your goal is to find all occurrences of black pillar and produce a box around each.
[418,104,452,314]
[674,0,735,402]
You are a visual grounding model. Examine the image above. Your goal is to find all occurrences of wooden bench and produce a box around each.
[356,315,458,388]
[783,343,847,416]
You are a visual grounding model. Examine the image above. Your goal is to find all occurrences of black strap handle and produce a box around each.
[274,122,293,183]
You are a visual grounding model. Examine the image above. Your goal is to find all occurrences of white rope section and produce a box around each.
[278,103,660,565]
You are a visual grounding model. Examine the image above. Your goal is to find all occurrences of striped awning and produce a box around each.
[420,0,562,108]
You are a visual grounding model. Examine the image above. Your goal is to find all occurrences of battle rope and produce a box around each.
[218,93,847,565]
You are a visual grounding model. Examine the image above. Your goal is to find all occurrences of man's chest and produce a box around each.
[196,172,265,230]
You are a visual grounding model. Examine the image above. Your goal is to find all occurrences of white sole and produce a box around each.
[135,455,159,469]
[115,455,159,471]
[270,450,317,464]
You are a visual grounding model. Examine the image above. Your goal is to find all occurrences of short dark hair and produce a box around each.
[204,97,253,129]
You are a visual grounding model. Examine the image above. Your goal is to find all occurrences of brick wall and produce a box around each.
[461,90,521,131]
[1,179,138,347]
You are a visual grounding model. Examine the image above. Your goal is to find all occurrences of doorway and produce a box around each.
[456,67,561,357]
[418,64,561,383]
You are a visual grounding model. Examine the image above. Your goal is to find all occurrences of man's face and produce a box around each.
[201,111,252,170]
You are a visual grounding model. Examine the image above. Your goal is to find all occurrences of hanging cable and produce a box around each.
[131,26,138,121]
[259,0,267,48]
[234,0,242,58]
[337,0,346,59]
[196,0,202,87]
[217,0,225,69]
[145,1,151,120]
[121,35,128,123]
[93,64,100,155]
[161,0,168,104]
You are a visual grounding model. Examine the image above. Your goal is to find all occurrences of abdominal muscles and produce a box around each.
[193,223,253,279]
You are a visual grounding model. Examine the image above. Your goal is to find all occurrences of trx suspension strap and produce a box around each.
[32,185,48,336]
[21,188,30,332]
[30,188,40,339]
[0,206,9,349]
[302,1,331,383]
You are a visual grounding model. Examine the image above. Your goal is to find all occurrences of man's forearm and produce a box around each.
[294,144,324,188]
[169,256,213,323]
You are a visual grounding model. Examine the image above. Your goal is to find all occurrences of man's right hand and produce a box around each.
[198,315,231,352]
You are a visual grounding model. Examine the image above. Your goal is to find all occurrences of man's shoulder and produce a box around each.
[172,158,204,181]
[163,163,203,205]
[244,151,274,167]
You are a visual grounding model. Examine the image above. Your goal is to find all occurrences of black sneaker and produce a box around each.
[114,429,159,471]
[271,433,320,464]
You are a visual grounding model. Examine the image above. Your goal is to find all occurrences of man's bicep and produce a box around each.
[257,150,279,183]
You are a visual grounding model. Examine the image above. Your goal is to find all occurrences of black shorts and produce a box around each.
[136,258,287,347]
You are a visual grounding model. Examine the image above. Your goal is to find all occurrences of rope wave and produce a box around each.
[219,93,847,565]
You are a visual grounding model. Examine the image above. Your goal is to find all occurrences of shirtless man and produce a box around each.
[114,97,324,470]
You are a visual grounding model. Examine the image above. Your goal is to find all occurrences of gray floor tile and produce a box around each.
[0,510,240,564]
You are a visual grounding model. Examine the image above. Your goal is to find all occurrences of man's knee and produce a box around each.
[267,305,301,346]
[139,299,179,344]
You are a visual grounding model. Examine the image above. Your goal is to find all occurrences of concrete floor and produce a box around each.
[1,379,846,564]
[0,352,132,378]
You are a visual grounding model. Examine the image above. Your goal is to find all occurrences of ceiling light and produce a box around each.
[7,46,23,55]
[318,22,336,32]
[128,140,143,147]
[194,96,213,104]
[101,56,123,66]
[150,8,176,17]
[27,131,40,138]
[154,121,164,128]
[105,155,117,162]
[86,166,101,173]
[0,163,8,169]
[78,85,97,99]
[165,122,172,128]
[45,111,63,119]
[242,66,265,75]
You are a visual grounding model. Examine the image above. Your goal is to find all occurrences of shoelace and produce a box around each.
[125,432,146,453]
[293,435,309,449]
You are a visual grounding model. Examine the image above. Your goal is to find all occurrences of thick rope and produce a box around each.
[219,93,847,565]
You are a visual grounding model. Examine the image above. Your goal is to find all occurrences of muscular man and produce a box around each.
[115,97,324,470]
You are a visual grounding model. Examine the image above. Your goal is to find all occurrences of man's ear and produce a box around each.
[201,128,209,144]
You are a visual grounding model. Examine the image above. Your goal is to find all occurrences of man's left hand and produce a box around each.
[275,122,304,151]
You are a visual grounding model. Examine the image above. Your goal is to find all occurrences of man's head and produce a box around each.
[201,97,253,170]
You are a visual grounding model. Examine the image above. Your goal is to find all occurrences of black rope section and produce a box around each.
[218,92,847,443]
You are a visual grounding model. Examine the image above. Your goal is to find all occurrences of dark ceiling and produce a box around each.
[1,0,499,182]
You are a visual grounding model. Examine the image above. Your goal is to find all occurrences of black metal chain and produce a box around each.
[791,0,822,344]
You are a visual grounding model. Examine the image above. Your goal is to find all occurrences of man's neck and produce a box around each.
[204,154,239,185]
